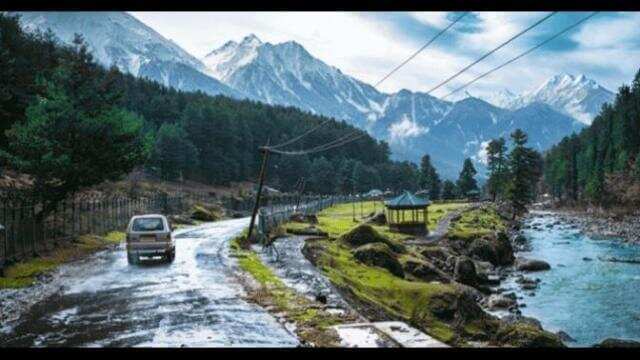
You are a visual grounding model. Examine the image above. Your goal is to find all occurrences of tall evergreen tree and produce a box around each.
[419,154,442,199]
[506,129,542,217]
[457,158,478,197]
[485,137,508,201]
[0,35,145,213]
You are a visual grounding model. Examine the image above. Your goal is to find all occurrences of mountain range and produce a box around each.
[13,11,616,179]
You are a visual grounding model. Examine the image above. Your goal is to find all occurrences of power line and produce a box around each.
[266,11,468,153]
[425,11,558,96]
[268,118,333,150]
[441,12,599,100]
[268,130,368,156]
[374,12,469,88]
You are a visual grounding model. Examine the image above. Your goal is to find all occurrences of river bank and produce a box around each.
[537,204,640,244]
[498,210,640,346]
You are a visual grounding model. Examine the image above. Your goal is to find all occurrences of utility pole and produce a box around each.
[247,142,270,242]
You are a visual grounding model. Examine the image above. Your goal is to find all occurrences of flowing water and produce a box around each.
[505,210,640,346]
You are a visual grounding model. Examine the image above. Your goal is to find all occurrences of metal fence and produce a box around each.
[256,195,362,241]
[0,193,190,275]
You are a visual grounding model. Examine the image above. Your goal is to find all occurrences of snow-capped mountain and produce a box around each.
[480,73,614,125]
[14,11,590,179]
[14,11,243,99]
[203,34,386,128]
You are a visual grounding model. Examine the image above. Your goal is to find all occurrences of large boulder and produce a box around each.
[595,338,640,348]
[494,323,565,347]
[494,231,515,265]
[467,232,514,267]
[487,294,517,310]
[454,256,478,286]
[340,224,405,253]
[352,242,404,278]
[468,238,498,265]
[516,258,551,272]
[402,258,450,283]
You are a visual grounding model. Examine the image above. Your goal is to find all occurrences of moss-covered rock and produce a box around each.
[190,204,220,221]
[340,224,405,253]
[494,231,515,265]
[468,238,498,265]
[301,240,330,267]
[402,257,451,283]
[454,256,478,286]
[352,242,404,278]
[494,323,565,347]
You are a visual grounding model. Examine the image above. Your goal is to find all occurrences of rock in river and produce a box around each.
[487,294,517,309]
[515,258,551,272]
[595,338,640,348]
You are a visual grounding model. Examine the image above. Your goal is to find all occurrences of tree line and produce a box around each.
[543,69,640,207]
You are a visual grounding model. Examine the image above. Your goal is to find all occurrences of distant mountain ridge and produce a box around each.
[16,12,599,179]
[476,73,615,125]
[14,11,245,99]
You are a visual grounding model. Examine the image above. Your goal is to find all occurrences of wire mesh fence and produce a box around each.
[0,192,191,275]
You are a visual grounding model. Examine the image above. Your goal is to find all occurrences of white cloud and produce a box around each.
[388,114,429,144]
[128,11,638,99]
[474,140,492,166]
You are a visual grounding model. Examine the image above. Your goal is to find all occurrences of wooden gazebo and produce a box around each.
[385,190,430,235]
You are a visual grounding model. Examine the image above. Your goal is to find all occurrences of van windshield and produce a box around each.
[132,218,165,232]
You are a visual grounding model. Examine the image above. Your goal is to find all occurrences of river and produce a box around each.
[504,210,640,346]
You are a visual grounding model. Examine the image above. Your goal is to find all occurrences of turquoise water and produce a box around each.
[509,211,640,346]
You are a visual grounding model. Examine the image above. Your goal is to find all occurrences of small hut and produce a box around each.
[384,190,430,235]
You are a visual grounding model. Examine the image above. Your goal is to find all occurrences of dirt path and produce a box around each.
[406,204,478,245]
[0,218,298,347]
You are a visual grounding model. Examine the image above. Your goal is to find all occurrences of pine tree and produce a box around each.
[419,154,442,199]
[486,138,508,201]
[457,158,478,197]
[506,129,542,217]
[0,35,145,213]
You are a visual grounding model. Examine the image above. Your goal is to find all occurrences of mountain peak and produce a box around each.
[240,34,262,47]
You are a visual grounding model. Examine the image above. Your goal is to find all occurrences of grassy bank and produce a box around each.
[230,234,354,346]
[0,232,124,289]
[312,239,461,343]
[286,201,469,241]
[449,205,507,241]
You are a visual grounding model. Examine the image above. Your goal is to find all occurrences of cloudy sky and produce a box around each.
[129,11,640,97]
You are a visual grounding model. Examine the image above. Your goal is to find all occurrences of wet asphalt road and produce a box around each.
[0,218,299,347]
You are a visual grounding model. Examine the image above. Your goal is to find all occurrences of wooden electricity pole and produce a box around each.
[247,144,270,242]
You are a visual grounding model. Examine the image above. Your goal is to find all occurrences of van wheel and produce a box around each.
[127,252,137,265]
[167,250,175,263]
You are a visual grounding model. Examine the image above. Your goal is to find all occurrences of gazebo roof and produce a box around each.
[385,190,431,209]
